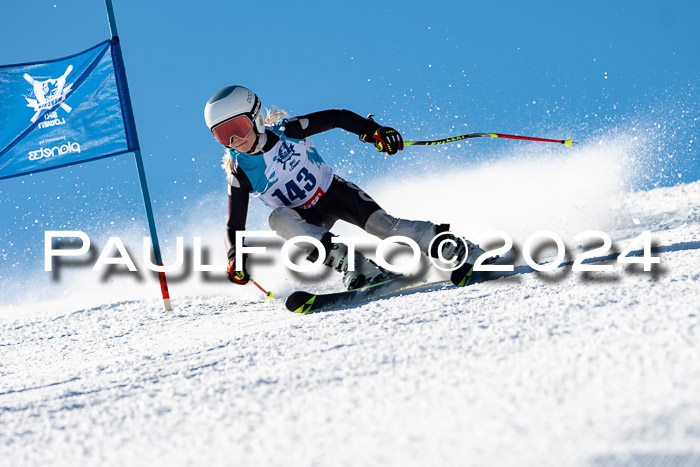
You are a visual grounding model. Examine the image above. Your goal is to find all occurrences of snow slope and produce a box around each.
[2,174,700,466]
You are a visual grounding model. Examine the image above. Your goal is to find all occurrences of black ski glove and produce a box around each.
[227,254,250,285]
[360,126,404,155]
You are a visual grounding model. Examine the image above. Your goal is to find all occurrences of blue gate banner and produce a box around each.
[0,40,139,180]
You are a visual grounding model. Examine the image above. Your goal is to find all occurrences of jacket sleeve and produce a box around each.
[225,170,253,262]
[283,109,381,139]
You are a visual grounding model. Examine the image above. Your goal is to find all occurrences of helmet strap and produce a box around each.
[250,129,267,154]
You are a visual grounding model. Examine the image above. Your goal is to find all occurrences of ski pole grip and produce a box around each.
[234,270,246,281]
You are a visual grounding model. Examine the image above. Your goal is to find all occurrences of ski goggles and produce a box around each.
[211,114,254,147]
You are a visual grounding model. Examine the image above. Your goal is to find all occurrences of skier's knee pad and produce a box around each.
[268,207,299,234]
[365,209,437,253]
[364,209,398,238]
[268,207,328,241]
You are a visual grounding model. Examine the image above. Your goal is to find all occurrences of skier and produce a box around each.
[204,85,484,290]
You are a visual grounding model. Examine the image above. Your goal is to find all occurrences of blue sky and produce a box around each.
[0,0,698,298]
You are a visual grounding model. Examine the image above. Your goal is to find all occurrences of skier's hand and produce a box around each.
[361,126,404,155]
[227,255,250,285]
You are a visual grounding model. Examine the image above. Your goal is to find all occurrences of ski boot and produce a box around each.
[430,224,485,287]
[323,240,395,290]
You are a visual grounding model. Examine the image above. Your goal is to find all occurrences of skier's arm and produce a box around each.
[225,171,253,263]
[284,109,403,155]
[284,109,380,139]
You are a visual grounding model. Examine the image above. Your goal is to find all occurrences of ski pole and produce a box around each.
[250,278,274,300]
[233,268,274,300]
[404,132,575,147]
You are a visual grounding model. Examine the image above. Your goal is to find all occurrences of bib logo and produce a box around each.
[28,140,81,161]
[276,141,300,170]
[23,65,74,124]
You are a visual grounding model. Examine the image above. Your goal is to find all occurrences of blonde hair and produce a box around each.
[221,106,288,174]
[264,106,288,126]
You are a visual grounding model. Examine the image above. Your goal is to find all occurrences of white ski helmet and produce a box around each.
[204,85,265,135]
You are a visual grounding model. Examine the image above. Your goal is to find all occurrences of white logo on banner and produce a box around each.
[24,65,74,123]
[28,139,82,161]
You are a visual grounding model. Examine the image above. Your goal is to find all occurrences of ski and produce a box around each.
[285,263,481,314]
[285,275,428,314]
[284,255,510,314]
[450,259,476,287]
